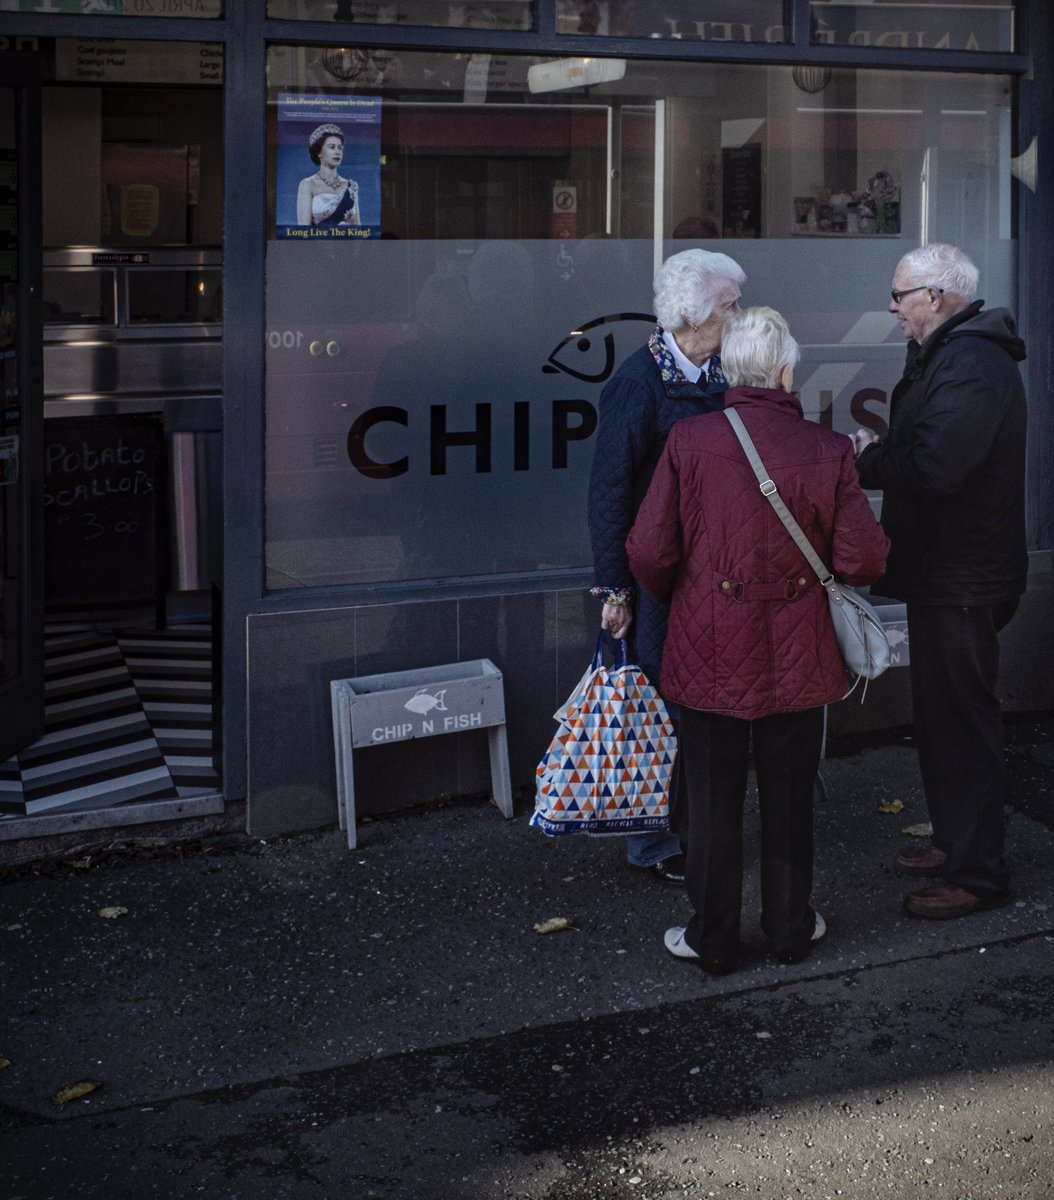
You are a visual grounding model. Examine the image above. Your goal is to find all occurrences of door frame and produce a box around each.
[0,52,44,762]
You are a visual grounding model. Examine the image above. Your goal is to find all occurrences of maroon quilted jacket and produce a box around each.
[626,387,890,719]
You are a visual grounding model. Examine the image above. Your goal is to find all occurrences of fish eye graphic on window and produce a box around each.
[542,312,655,383]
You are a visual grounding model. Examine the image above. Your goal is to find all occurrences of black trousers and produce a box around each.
[680,705,824,964]
[907,601,1017,897]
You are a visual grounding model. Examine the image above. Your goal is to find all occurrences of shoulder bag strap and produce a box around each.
[722,408,835,587]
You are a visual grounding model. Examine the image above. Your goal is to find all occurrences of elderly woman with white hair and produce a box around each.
[588,248,746,884]
[627,307,888,972]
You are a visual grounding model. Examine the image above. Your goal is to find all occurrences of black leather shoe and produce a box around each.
[650,853,686,885]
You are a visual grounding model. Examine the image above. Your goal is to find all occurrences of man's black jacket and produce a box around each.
[856,300,1028,606]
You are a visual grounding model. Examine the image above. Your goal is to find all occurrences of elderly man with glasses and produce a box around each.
[852,242,1028,920]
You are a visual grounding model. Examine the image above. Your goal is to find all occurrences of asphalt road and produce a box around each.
[2,716,1053,1199]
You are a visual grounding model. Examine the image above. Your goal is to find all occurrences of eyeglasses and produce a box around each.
[890,284,943,304]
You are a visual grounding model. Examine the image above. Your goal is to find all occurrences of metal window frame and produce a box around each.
[257,1,1024,71]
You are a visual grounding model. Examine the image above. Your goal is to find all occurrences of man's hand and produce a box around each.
[601,602,633,640]
[851,428,880,457]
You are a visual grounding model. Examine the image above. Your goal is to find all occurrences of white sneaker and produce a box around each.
[664,926,736,974]
[811,911,827,942]
[664,926,699,959]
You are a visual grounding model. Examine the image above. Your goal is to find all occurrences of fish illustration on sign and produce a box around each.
[404,688,449,715]
[885,625,910,666]
[542,312,655,384]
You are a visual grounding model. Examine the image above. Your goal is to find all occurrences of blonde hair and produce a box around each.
[721,307,801,389]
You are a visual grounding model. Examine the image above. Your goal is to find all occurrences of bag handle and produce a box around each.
[723,408,846,603]
[592,629,630,670]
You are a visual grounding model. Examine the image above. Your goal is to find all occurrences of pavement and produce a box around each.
[2,714,1053,1199]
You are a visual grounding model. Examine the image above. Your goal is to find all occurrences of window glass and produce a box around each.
[0,0,221,16]
[810,1,1016,53]
[265,47,1015,589]
[127,269,222,323]
[43,270,117,325]
[556,0,785,41]
[267,0,531,31]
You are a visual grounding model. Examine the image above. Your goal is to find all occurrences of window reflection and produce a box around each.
[0,0,222,15]
[267,51,1012,244]
[810,1,1016,53]
[268,0,531,31]
[556,0,784,40]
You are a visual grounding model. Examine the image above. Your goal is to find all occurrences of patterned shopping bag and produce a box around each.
[531,633,675,836]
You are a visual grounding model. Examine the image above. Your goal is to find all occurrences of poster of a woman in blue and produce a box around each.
[276,94,381,239]
[297,124,360,229]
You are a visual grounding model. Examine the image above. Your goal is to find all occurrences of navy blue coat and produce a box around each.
[588,339,727,676]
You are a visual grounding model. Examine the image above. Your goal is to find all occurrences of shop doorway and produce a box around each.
[0,41,225,824]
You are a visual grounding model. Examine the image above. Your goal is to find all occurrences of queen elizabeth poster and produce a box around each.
[276,93,382,239]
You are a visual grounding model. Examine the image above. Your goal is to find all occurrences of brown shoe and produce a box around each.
[895,844,947,876]
[904,880,1011,920]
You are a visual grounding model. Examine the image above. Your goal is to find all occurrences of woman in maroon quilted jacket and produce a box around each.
[627,308,889,971]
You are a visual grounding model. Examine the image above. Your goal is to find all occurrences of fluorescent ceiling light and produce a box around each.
[527,57,626,95]
[797,107,923,115]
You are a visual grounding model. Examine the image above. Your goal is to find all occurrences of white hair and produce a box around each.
[721,307,801,390]
[653,249,746,330]
[899,243,979,299]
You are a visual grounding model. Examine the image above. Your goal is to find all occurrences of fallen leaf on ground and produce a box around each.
[69,859,92,870]
[878,800,904,814]
[533,917,575,934]
[53,1081,101,1107]
[902,821,933,837]
[97,906,128,919]
[0,1058,11,1070]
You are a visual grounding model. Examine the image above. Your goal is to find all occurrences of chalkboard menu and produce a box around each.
[722,145,762,238]
[43,414,167,612]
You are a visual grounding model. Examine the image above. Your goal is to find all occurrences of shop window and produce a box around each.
[0,0,222,15]
[268,0,532,30]
[556,0,785,41]
[810,1,1016,53]
[264,47,1015,589]
[42,71,224,250]
[127,269,222,323]
[43,269,117,325]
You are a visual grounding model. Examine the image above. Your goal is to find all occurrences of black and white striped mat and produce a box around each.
[0,625,219,818]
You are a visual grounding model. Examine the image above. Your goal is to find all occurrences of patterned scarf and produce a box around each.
[648,325,692,386]
[648,324,727,391]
